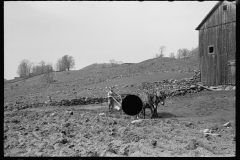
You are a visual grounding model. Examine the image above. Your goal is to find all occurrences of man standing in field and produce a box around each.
[107,87,116,111]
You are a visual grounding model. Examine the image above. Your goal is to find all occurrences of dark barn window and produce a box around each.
[208,45,214,54]
[223,5,227,11]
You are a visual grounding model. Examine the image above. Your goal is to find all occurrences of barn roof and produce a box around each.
[195,1,223,30]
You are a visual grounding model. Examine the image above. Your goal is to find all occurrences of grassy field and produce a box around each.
[4,57,199,103]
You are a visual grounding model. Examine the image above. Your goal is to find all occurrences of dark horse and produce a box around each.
[140,91,166,119]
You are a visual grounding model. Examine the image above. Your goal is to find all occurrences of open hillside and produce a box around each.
[4,57,199,103]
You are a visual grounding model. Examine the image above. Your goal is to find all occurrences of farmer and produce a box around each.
[107,87,116,111]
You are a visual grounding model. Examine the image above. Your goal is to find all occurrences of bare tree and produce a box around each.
[117,61,123,65]
[39,60,46,74]
[56,58,65,71]
[45,63,53,73]
[181,48,190,59]
[188,47,199,59]
[177,49,182,59]
[169,52,175,59]
[158,46,166,57]
[17,59,31,79]
[154,53,159,58]
[109,59,119,67]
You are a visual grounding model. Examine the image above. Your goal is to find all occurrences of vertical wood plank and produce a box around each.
[204,29,209,85]
[210,28,212,86]
[232,3,236,21]
[216,26,219,85]
[222,25,225,85]
[227,23,229,84]
[202,30,204,85]
[204,29,206,86]
[225,24,227,84]
[207,28,210,86]
[223,2,226,24]
[226,24,229,84]
[213,27,216,86]
[199,30,202,84]
[202,30,205,85]
[223,24,227,85]
[212,27,215,86]
[220,2,223,25]
[229,23,232,84]
[221,25,224,85]
[216,5,219,26]
[220,24,223,85]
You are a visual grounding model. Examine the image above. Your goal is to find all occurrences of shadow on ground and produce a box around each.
[155,112,178,118]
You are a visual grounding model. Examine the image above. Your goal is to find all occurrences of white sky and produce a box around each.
[4,1,217,80]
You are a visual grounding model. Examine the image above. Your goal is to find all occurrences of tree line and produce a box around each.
[17,55,75,79]
[154,45,199,59]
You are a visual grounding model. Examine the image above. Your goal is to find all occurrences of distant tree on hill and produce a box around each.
[61,55,75,71]
[30,61,53,76]
[109,59,122,67]
[56,58,65,71]
[189,47,199,59]
[17,59,31,79]
[177,47,198,59]
[45,63,53,73]
[169,52,175,59]
[181,48,190,59]
[39,60,46,74]
[55,55,75,71]
[154,46,166,58]
[158,46,166,57]
[31,64,42,75]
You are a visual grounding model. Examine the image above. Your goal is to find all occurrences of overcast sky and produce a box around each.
[4,1,217,80]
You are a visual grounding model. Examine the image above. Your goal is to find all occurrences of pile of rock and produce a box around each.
[4,96,109,111]
[48,97,108,106]
[4,101,46,111]
[137,70,202,97]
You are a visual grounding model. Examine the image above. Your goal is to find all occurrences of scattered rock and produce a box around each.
[225,86,233,91]
[185,139,199,150]
[202,129,211,134]
[99,113,105,116]
[50,113,56,117]
[150,139,157,147]
[131,119,142,124]
[223,122,231,127]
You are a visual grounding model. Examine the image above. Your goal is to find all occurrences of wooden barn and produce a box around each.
[196,1,236,86]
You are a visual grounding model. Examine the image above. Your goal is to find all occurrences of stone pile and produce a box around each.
[4,96,109,111]
[105,68,196,82]
[4,101,46,111]
[48,97,108,106]
[136,70,202,97]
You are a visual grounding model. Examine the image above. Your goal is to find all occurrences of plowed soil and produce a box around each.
[4,90,235,157]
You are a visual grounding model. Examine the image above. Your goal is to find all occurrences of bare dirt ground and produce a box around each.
[4,90,235,157]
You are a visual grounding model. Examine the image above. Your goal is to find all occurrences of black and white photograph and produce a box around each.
[4,1,236,157]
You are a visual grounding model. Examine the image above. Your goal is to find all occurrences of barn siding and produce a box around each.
[209,28,212,86]
[197,1,235,86]
[205,28,208,86]
[213,27,216,86]
[222,24,226,85]
[200,1,234,30]
[216,26,220,85]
